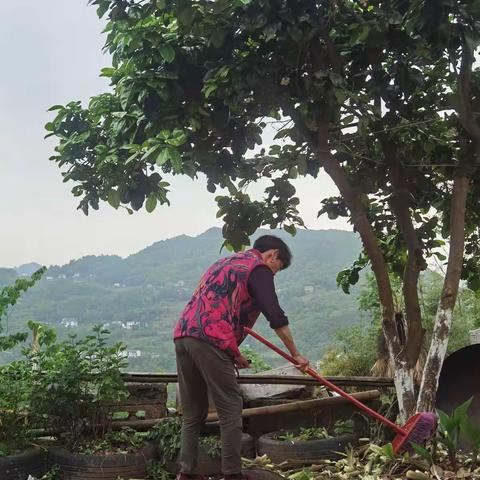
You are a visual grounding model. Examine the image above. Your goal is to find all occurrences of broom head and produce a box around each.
[392,412,437,454]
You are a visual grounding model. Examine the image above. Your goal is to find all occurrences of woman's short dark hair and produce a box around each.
[253,235,292,269]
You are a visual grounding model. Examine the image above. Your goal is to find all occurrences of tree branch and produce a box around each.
[316,122,397,347]
[388,158,426,369]
[458,42,480,144]
[417,176,469,412]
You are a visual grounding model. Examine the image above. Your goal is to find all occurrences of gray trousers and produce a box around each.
[175,337,243,475]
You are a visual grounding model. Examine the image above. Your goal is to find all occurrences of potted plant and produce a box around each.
[257,422,357,464]
[148,417,255,476]
[0,360,48,480]
[29,325,156,479]
[0,269,49,480]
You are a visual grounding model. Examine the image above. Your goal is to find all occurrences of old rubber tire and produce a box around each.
[0,448,47,480]
[48,443,156,479]
[257,431,357,463]
[165,432,255,475]
[243,468,287,480]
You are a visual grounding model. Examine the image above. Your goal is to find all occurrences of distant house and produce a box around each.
[58,274,67,280]
[61,318,78,328]
[123,350,142,359]
[122,321,140,330]
[72,273,80,279]
[304,285,314,294]
[175,280,185,288]
[46,276,54,281]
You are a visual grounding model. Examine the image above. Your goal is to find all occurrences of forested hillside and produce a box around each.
[0,228,364,370]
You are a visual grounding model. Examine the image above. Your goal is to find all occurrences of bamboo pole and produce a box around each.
[206,390,380,422]
[121,373,394,388]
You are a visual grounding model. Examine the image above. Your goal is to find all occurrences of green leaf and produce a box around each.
[274,128,293,140]
[382,442,395,459]
[169,148,183,173]
[145,195,158,213]
[97,2,109,18]
[160,44,175,63]
[156,148,170,166]
[101,67,116,77]
[203,83,218,98]
[453,397,473,421]
[142,144,162,161]
[411,442,433,463]
[112,411,129,420]
[108,190,120,209]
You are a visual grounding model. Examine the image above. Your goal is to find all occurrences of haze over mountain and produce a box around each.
[0,228,365,370]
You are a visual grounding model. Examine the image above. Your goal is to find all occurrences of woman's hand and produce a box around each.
[292,354,310,373]
[234,354,251,369]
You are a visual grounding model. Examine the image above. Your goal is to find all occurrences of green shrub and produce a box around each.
[29,324,128,450]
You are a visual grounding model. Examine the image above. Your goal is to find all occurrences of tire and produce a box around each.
[257,431,357,463]
[243,468,287,480]
[48,443,156,480]
[0,448,47,480]
[165,432,255,475]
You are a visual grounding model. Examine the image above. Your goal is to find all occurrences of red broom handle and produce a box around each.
[244,327,405,435]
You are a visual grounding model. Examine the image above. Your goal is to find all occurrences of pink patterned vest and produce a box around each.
[173,249,266,358]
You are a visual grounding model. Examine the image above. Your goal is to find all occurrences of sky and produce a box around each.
[0,0,349,268]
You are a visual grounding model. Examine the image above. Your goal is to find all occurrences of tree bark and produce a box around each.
[416,176,469,412]
[388,159,426,369]
[316,124,416,420]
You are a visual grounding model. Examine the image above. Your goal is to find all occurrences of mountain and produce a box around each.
[0,228,365,371]
[15,262,43,276]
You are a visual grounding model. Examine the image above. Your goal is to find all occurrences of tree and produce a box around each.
[0,268,46,352]
[47,0,480,420]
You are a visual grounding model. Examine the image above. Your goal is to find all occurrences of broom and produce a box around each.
[244,327,437,454]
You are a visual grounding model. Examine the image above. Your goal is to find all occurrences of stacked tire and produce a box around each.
[0,448,46,480]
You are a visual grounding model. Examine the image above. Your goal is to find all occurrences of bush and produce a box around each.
[0,360,35,456]
[29,325,128,450]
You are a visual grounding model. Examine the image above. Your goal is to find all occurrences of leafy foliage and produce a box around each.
[321,272,480,377]
[0,360,35,456]
[0,267,46,351]
[240,346,272,373]
[29,324,128,450]
[437,398,474,469]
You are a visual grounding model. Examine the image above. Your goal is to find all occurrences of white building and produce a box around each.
[126,350,142,358]
[61,318,78,328]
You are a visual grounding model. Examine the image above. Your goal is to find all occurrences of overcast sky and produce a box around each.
[0,0,349,268]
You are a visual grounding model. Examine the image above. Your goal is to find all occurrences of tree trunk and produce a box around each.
[387,158,426,369]
[416,176,469,412]
[316,124,416,420]
[392,361,416,423]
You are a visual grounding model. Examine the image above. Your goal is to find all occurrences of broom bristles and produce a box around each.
[392,412,437,454]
